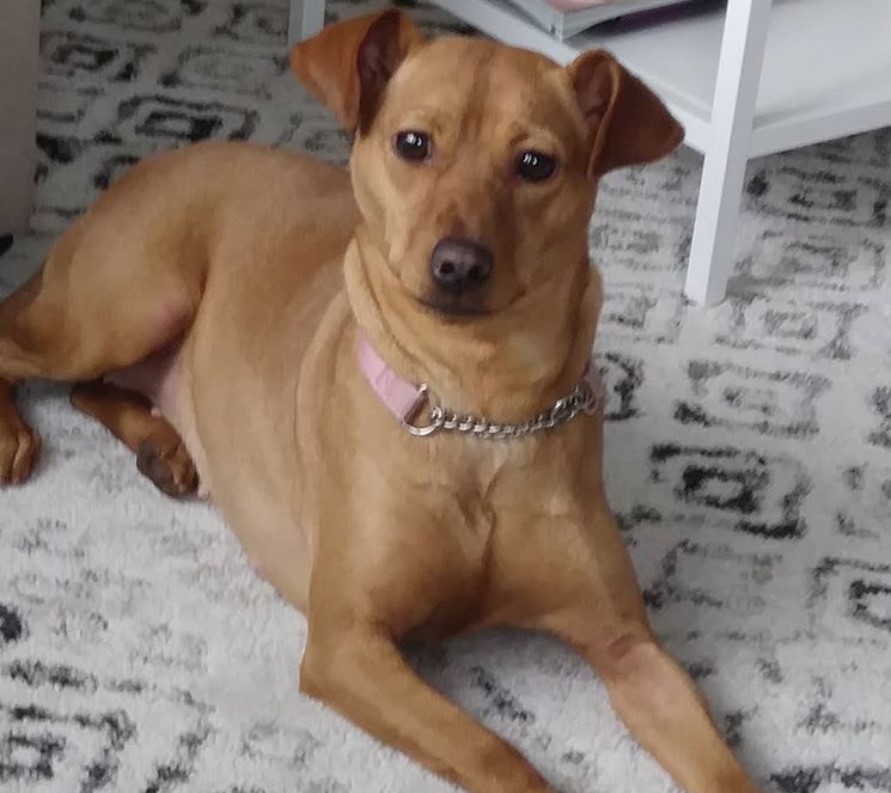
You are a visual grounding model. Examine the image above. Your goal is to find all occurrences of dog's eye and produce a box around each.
[516,150,556,182]
[394,131,432,162]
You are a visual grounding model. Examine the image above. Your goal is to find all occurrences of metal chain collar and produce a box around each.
[403,372,603,439]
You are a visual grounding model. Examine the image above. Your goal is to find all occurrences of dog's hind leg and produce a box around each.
[0,213,204,486]
[0,271,52,484]
[0,377,40,485]
[70,381,198,498]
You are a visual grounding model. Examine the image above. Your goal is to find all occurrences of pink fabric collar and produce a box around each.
[357,333,603,435]
[357,334,431,427]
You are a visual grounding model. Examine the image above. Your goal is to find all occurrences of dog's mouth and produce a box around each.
[417,297,492,320]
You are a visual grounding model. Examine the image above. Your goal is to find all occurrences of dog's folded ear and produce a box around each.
[289,10,425,135]
[567,50,684,178]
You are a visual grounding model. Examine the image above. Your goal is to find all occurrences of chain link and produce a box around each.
[404,374,603,439]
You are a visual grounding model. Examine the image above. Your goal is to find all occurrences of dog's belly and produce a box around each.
[170,312,330,613]
[111,340,313,610]
[184,373,313,612]
[106,342,180,410]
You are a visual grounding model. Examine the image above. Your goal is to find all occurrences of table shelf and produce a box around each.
[433,0,891,157]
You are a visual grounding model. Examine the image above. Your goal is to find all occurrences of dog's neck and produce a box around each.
[343,227,600,422]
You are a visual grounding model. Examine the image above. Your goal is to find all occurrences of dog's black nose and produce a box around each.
[430,237,493,295]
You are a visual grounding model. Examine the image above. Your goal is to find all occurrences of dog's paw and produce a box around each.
[136,438,199,498]
[0,419,41,486]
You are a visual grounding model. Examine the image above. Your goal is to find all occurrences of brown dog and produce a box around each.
[0,10,762,793]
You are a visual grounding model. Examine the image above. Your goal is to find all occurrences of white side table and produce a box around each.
[288,0,326,44]
[290,0,891,305]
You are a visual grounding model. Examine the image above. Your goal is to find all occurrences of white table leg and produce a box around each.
[0,0,40,235]
[683,0,773,306]
[288,0,325,46]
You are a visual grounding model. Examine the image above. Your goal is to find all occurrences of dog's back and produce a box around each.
[59,141,354,289]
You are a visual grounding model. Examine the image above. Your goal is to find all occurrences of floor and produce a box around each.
[1,0,890,791]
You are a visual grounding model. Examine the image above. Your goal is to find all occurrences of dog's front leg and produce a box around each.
[497,502,762,793]
[553,621,762,793]
[300,622,554,793]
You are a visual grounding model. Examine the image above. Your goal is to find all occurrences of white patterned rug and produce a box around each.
[2,1,890,791]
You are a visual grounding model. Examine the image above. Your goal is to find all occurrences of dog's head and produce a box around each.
[291,10,682,321]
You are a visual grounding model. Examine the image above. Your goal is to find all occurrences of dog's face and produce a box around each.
[291,11,682,320]
[349,36,599,319]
